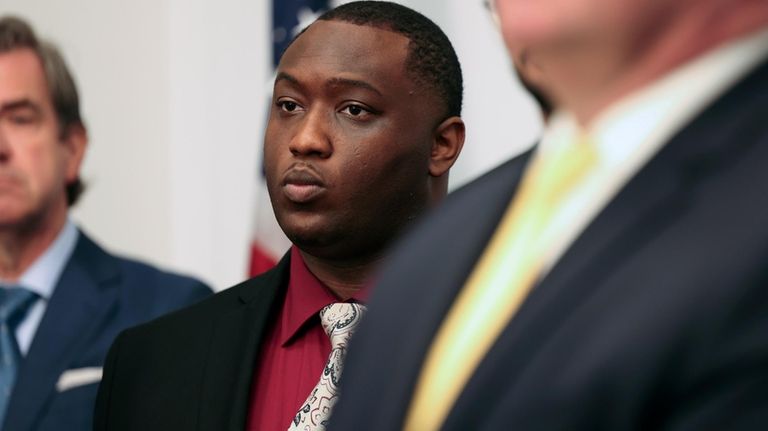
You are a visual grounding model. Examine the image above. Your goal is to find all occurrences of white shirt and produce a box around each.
[0,220,79,355]
[534,28,768,277]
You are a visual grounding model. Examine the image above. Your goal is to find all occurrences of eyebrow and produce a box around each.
[325,77,383,96]
[275,72,383,97]
[0,99,41,114]
[275,72,299,86]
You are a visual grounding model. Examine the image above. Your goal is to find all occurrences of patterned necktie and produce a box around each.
[288,302,366,431]
[0,287,38,426]
[404,137,598,431]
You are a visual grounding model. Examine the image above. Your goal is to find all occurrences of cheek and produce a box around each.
[498,0,563,46]
[9,149,57,204]
[346,141,429,200]
[6,123,73,202]
[498,0,607,48]
[22,138,53,168]
[348,129,419,171]
[263,128,285,181]
[37,145,67,189]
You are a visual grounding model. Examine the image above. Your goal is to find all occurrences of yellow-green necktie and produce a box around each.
[403,137,598,431]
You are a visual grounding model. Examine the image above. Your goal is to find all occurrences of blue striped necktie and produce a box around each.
[0,287,38,426]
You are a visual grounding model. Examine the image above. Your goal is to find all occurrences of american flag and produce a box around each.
[248,0,339,276]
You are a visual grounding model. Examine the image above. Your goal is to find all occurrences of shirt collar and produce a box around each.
[280,245,367,346]
[15,219,79,300]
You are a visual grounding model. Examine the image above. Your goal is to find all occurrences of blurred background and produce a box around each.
[2,0,542,290]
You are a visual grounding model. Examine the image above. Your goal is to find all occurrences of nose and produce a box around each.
[288,109,332,159]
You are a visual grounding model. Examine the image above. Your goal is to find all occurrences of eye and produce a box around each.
[345,105,364,116]
[9,114,35,125]
[276,99,303,113]
[3,108,38,126]
[278,101,297,112]
[340,103,373,120]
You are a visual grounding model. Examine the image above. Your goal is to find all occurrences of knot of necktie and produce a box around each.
[0,287,38,325]
[319,302,366,348]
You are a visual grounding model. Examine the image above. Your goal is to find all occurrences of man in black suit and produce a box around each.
[0,16,211,431]
[331,0,768,430]
[94,2,465,430]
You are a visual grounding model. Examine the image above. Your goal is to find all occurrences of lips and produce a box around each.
[281,167,326,204]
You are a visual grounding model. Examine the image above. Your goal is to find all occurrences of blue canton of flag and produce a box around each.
[272,0,332,67]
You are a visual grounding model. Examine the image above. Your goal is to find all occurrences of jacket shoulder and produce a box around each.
[72,231,213,311]
[117,256,288,343]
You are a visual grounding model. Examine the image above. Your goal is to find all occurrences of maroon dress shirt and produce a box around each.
[246,246,367,431]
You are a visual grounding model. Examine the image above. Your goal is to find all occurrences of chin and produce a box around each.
[285,226,355,261]
[0,204,27,225]
[285,229,330,251]
[0,217,29,231]
[277,208,328,238]
[279,217,323,246]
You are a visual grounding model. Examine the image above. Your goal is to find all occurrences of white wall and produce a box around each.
[2,0,541,290]
[165,0,272,290]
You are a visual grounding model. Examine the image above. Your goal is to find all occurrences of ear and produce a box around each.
[62,123,87,184]
[429,116,465,177]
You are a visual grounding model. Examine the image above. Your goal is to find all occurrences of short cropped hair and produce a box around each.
[0,16,85,205]
[318,1,463,118]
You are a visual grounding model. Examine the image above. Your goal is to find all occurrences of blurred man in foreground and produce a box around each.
[332,0,768,429]
[94,2,465,430]
[0,16,211,431]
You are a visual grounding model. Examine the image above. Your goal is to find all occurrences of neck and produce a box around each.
[0,214,66,282]
[298,249,381,300]
[546,2,768,125]
[429,179,449,207]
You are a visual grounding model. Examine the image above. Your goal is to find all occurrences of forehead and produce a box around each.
[0,48,48,101]
[278,20,413,91]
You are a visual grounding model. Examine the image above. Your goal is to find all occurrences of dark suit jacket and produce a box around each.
[330,59,768,430]
[93,253,290,431]
[3,231,211,431]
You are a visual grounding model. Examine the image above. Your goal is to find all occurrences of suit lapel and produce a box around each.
[197,254,289,431]
[6,233,121,431]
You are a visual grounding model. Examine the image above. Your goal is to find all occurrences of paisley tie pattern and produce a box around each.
[288,302,366,431]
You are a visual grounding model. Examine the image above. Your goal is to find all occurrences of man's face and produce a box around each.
[495,0,686,114]
[0,49,83,230]
[264,20,443,261]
